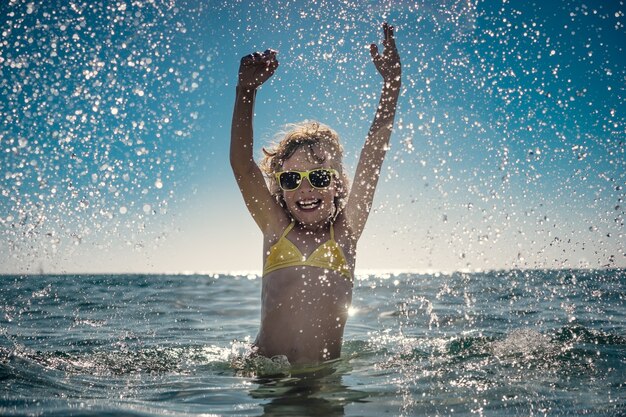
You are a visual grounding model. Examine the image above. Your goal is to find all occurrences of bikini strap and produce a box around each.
[330,222,335,241]
[281,221,295,238]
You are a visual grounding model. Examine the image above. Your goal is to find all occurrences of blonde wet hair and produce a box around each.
[260,120,350,214]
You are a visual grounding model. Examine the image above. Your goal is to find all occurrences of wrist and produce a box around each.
[236,85,257,104]
[383,74,401,85]
[236,84,258,93]
[382,79,401,96]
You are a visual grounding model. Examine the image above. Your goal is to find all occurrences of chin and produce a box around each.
[290,207,334,229]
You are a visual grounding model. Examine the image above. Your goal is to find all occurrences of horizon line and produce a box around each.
[0,266,623,278]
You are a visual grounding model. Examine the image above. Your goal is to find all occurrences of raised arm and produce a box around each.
[344,23,401,241]
[230,50,282,231]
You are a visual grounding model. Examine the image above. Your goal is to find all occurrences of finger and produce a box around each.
[383,24,392,48]
[369,43,381,61]
[267,59,279,72]
[258,49,278,66]
[252,51,264,63]
[241,54,255,66]
[263,49,278,64]
[387,25,397,48]
[263,57,277,69]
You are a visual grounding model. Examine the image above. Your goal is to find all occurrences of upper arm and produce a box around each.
[231,161,285,233]
[230,85,285,233]
[344,74,400,241]
[343,125,392,241]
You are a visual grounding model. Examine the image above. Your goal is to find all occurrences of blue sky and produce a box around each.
[1,0,624,273]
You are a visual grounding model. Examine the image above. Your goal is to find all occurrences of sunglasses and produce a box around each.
[274,168,338,191]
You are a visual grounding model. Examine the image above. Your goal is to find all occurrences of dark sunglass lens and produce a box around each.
[280,172,302,190]
[309,170,332,188]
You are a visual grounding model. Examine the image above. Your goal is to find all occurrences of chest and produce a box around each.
[263,226,355,267]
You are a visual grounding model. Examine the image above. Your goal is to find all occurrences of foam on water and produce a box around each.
[1,270,624,416]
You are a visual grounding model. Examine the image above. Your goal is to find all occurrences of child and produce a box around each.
[230,23,401,365]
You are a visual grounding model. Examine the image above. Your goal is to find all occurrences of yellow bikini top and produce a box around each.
[263,221,352,280]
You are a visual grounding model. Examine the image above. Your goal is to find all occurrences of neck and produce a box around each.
[293,218,332,232]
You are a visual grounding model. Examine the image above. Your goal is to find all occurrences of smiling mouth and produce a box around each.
[297,199,321,210]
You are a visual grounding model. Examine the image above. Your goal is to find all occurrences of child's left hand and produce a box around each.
[369,22,401,85]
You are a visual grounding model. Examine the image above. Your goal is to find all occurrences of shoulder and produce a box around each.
[262,211,293,244]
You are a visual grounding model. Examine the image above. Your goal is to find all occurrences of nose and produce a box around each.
[299,176,314,192]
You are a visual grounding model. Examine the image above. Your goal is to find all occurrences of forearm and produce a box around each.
[345,81,400,237]
[230,86,257,172]
[368,81,400,142]
[344,22,401,239]
[354,81,400,190]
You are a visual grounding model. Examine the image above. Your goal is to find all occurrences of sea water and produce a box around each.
[0,270,624,416]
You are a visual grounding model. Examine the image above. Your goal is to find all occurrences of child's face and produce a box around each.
[279,146,338,229]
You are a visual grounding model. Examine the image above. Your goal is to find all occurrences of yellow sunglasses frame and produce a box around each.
[274,168,338,191]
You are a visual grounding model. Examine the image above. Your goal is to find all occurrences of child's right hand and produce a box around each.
[238,49,279,89]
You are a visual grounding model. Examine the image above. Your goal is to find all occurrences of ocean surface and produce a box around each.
[0,270,624,416]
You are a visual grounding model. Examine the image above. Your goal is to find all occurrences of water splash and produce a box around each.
[0,1,211,271]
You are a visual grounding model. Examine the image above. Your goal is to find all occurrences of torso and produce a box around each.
[255,214,356,365]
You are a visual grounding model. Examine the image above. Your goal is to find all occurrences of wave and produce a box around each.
[0,343,233,379]
[1,323,622,391]
[346,324,625,372]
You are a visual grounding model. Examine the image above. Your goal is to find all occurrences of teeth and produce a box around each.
[298,199,321,209]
